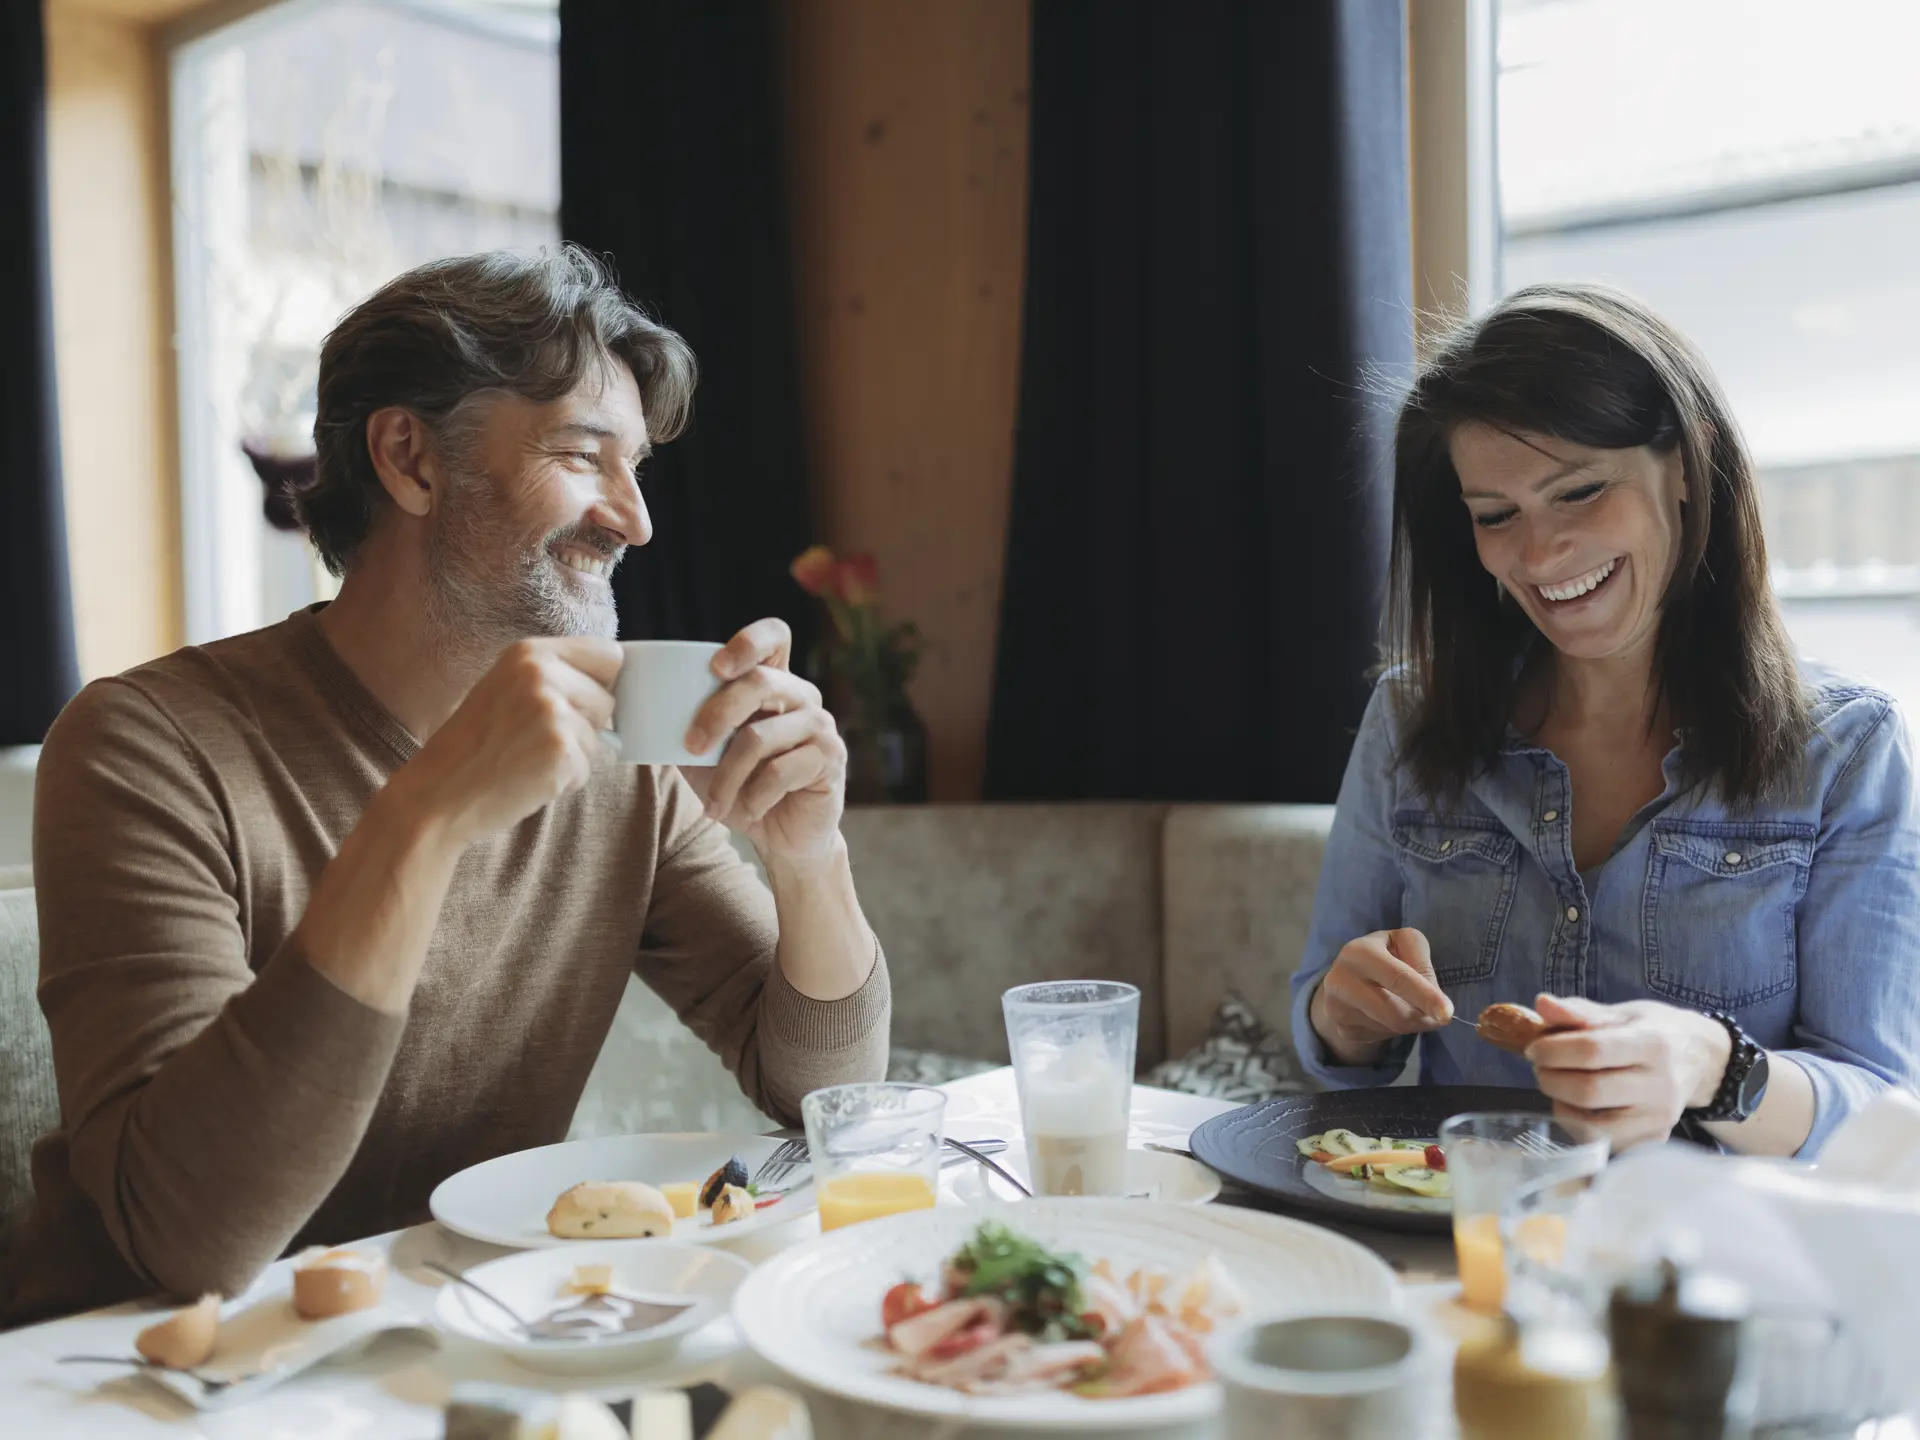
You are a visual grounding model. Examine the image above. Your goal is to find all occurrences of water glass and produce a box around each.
[1441,1112,1608,1315]
[801,1083,946,1231]
[1002,980,1138,1196]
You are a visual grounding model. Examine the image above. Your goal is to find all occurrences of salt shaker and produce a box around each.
[1607,1257,1754,1440]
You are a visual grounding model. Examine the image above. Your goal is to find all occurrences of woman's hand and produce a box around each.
[1525,994,1732,1151]
[1308,928,1456,1066]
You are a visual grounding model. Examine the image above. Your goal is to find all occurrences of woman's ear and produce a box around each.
[366,407,438,518]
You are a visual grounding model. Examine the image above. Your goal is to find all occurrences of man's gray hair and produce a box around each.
[303,245,696,575]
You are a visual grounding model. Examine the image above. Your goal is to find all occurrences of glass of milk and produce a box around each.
[1002,980,1140,1196]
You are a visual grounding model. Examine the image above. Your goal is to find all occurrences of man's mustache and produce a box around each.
[545,523,626,565]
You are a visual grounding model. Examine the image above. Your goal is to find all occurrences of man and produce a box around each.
[3,247,888,1325]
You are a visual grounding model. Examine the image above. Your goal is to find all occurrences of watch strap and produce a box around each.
[1685,1011,1763,1124]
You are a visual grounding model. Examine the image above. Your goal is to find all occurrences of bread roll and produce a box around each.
[292,1247,388,1319]
[546,1180,675,1239]
[135,1292,220,1369]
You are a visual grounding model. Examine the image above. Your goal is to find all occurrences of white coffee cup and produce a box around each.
[1212,1311,1439,1440]
[612,640,728,767]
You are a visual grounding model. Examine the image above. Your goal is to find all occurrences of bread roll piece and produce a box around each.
[710,1184,754,1226]
[135,1292,220,1369]
[1476,1003,1557,1055]
[708,1385,812,1440]
[292,1247,388,1319]
[546,1180,675,1239]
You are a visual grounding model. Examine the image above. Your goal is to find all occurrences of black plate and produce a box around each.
[1189,1086,1553,1235]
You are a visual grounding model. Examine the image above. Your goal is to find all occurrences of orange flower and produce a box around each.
[836,553,880,607]
[790,545,838,597]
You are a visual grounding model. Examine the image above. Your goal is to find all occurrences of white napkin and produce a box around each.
[1563,1095,1920,1425]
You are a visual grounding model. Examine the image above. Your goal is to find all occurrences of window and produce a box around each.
[1496,0,1920,714]
[170,0,559,644]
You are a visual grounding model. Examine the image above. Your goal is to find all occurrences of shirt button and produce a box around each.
[1725,852,1743,866]
[1440,840,1452,852]
[1542,810,1559,822]
[1566,906,1581,922]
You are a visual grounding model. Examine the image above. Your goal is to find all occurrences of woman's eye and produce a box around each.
[1563,483,1606,503]
[1473,511,1516,530]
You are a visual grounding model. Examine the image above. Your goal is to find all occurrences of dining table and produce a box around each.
[2,1067,1906,1439]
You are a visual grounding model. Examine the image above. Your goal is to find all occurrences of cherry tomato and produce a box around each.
[1425,1144,1447,1171]
[882,1281,933,1329]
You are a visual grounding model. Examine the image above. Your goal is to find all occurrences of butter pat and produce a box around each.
[707,1386,811,1440]
[659,1182,699,1219]
[443,1389,625,1440]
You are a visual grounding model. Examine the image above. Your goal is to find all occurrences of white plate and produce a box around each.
[432,1240,750,1375]
[139,1287,430,1411]
[730,1198,1398,1431]
[948,1147,1222,1206]
[429,1133,815,1250]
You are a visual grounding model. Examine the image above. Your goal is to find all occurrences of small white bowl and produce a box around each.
[432,1240,749,1375]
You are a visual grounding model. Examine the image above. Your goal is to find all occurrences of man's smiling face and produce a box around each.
[426,357,652,643]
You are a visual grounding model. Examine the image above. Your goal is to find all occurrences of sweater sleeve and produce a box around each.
[635,768,890,1125]
[33,680,407,1300]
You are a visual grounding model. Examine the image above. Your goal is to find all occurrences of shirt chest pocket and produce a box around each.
[1390,814,1519,985]
[1643,822,1813,1009]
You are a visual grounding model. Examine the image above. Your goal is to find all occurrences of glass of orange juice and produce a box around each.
[802,1083,946,1231]
[1440,1113,1607,1316]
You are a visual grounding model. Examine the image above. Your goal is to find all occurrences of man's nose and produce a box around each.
[596,466,652,548]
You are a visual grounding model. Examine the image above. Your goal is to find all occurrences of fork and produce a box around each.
[752,1137,1010,1192]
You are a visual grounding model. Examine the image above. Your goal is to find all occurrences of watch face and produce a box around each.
[1738,1046,1771,1116]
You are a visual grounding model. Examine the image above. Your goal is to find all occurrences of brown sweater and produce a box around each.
[2,608,889,1326]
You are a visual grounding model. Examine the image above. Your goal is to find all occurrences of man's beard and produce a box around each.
[424,465,624,657]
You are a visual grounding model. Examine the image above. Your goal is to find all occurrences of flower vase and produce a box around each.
[841,701,929,805]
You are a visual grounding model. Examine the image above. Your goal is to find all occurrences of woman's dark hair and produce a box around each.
[1387,282,1808,805]
[303,244,697,575]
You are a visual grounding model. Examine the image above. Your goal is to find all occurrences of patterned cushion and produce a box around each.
[887,1046,996,1086]
[1144,991,1310,1104]
[0,885,56,1248]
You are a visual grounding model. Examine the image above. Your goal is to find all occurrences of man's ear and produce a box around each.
[366,407,439,518]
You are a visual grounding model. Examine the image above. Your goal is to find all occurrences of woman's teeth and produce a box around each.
[559,551,614,581]
[1537,558,1618,603]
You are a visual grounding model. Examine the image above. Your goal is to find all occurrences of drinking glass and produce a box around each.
[1002,980,1139,1196]
[1441,1113,1609,1315]
[802,1083,946,1231]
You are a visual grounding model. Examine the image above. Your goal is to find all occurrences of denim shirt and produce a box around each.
[1289,662,1920,1158]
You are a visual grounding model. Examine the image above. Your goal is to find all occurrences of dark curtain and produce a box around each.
[559,0,814,658]
[984,0,1411,803]
[1,0,79,744]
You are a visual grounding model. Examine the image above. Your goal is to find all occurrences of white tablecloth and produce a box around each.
[0,1072,1258,1437]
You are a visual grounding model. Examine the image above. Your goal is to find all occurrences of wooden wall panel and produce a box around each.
[778,0,1031,801]
[44,2,185,679]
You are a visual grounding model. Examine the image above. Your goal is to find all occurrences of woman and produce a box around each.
[1290,283,1920,1157]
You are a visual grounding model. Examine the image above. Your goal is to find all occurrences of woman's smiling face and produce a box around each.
[1451,421,1687,666]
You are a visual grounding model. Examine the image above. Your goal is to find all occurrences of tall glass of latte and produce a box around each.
[1002,980,1139,1196]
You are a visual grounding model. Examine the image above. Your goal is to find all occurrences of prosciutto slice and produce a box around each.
[1103,1315,1209,1398]
[887,1297,1004,1359]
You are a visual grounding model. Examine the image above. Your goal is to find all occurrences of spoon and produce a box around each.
[57,1356,240,1394]
[943,1136,1033,1197]
[423,1259,692,1342]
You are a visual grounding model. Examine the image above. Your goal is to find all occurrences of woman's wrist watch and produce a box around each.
[1685,1011,1770,1123]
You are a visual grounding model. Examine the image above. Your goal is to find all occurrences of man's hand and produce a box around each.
[1308,928,1455,1066]
[397,636,623,843]
[1524,994,1732,1151]
[679,618,846,864]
